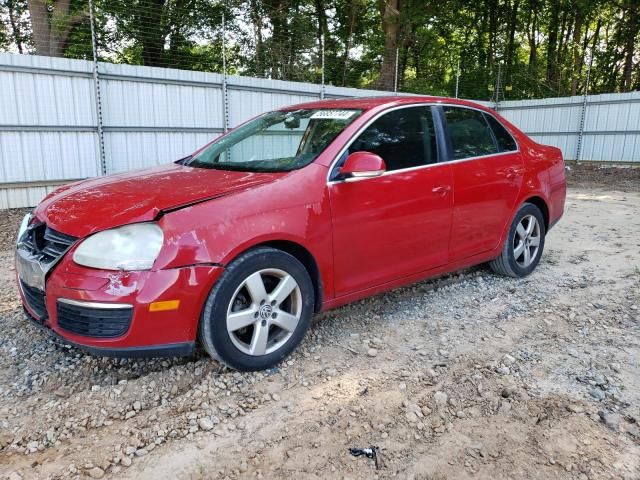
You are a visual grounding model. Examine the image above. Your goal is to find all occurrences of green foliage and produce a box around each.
[0,0,637,98]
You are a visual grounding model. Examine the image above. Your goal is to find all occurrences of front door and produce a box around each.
[328,105,453,297]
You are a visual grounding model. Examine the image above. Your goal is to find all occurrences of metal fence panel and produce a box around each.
[104,131,215,174]
[1,53,639,209]
[0,54,100,208]
[497,92,640,162]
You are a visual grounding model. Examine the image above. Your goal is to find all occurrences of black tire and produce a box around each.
[199,247,314,371]
[490,202,546,278]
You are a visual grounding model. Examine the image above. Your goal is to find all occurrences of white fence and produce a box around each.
[1,53,639,209]
[497,92,640,165]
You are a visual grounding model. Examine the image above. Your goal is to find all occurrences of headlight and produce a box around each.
[73,223,164,271]
[16,213,32,245]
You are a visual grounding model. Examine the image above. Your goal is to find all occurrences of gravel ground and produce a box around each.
[565,161,640,191]
[1,177,639,479]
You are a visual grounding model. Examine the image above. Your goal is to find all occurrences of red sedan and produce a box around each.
[15,96,566,371]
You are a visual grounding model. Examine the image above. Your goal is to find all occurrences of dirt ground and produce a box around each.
[0,164,639,480]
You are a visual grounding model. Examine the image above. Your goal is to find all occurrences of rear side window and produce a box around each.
[348,106,438,171]
[443,107,498,160]
[485,114,517,152]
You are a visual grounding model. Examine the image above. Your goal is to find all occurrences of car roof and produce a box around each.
[280,95,492,112]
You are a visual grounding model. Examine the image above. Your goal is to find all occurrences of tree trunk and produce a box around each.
[27,0,86,57]
[377,0,401,91]
[314,0,331,82]
[250,0,265,77]
[341,0,359,86]
[7,0,25,54]
[139,0,167,67]
[487,0,497,70]
[546,0,560,89]
[526,0,538,74]
[27,0,51,55]
[622,1,639,92]
[264,0,289,79]
[506,0,520,73]
[570,10,584,96]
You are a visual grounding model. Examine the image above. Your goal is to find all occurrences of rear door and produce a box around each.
[440,106,524,262]
[328,105,453,297]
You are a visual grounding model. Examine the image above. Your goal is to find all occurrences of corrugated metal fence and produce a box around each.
[497,93,640,165]
[1,53,639,209]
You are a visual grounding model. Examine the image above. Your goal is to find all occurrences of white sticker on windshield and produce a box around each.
[310,110,356,120]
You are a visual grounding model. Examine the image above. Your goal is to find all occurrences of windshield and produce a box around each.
[187,108,363,172]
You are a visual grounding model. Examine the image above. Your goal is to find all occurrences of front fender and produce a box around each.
[153,164,334,300]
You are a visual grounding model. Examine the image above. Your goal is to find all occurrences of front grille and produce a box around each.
[20,223,77,264]
[20,280,47,320]
[57,301,133,338]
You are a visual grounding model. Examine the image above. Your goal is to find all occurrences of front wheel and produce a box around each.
[490,203,546,278]
[199,247,314,371]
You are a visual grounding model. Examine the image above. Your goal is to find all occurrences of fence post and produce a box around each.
[88,0,106,176]
[575,53,593,163]
[493,63,502,111]
[221,13,229,133]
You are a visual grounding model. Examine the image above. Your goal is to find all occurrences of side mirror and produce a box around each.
[339,151,386,181]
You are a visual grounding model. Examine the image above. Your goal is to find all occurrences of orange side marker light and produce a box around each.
[149,300,180,312]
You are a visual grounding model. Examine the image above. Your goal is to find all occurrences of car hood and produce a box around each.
[35,163,285,238]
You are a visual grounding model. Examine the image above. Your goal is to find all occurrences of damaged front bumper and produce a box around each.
[18,256,224,357]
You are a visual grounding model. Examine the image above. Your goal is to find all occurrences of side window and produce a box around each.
[443,107,498,160]
[347,106,438,171]
[484,113,518,152]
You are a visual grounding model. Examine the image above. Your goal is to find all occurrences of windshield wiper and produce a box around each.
[175,155,193,165]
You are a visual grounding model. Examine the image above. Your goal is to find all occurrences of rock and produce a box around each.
[121,456,132,467]
[433,391,448,408]
[0,433,13,448]
[503,354,516,365]
[496,366,510,375]
[271,393,281,402]
[589,388,605,401]
[367,348,378,357]
[198,417,215,431]
[239,460,248,472]
[87,467,105,479]
[133,401,141,411]
[7,472,22,480]
[598,411,622,431]
[405,411,419,423]
[498,400,512,413]
[567,404,584,413]
[501,386,516,398]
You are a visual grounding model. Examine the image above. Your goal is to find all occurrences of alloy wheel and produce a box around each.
[513,214,541,268]
[226,268,302,356]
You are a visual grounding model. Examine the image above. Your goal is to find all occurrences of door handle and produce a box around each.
[432,185,451,196]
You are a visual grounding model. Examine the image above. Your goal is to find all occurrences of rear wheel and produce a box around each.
[199,247,314,371]
[490,203,546,278]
